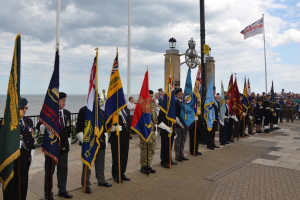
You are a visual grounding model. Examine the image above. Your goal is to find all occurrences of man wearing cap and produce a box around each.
[158,89,164,106]
[139,90,158,174]
[263,93,271,133]
[273,97,280,130]
[219,96,230,145]
[43,92,73,199]
[255,97,263,133]
[2,97,35,200]
[76,105,112,194]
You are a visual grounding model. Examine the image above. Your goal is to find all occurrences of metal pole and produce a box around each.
[263,14,267,93]
[127,0,131,99]
[200,0,206,99]
[56,0,61,49]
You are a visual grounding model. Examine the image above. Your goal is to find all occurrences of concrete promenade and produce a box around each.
[4,120,300,200]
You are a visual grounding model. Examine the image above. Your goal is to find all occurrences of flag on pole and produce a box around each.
[227,74,234,114]
[220,81,226,123]
[105,51,126,133]
[81,55,103,170]
[193,64,201,116]
[271,81,276,116]
[180,68,195,129]
[204,73,216,131]
[233,77,243,117]
[131,70,153,142]
[242,78,250,114]
[0,34,21,190]
[40,50,60,164]
[160,58,176,129]
[240,17,264,39]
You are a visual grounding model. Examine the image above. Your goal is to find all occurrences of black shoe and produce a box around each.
[225,142,230,144]
[207,146,215,150]
[161,162,170,168]
[113,177,123,183]
[181,156,189,161]
[220,142,225,145]
[196,151,202,155]
[141,167,150,174]
[98,181,112,187]
[84,188,92,194]
[171,160,177,165]
[149,167,156,173]
[175,158,183,162]
[45,197,54,200]
[245,134,249,136]
[122,175,131,181]
[214,145,220,148]
[229,140,235,143]
[58,192,73,198]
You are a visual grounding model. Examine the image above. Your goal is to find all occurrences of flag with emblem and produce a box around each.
[227,74,234,115]
[105,51,126,133]
[0,34,21,190]
[220,81,226,123]
[131,70,153,141]
[39,50,60,164]
[81,53,103,170]
[242,78,250,114]
[193,64,201,116]
[204,73,216,131]
[160,58,176,131]
[180,67,195,129]
[233,77,243,118]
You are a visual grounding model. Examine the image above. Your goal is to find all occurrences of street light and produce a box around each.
[169,37,176,49]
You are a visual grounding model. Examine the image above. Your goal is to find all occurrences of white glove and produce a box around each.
[76,132,83,143]
[111,125,122,132]
[68,138,71,149]
[158,122,172,134]
[243,112,246,117]
[31,149,35,161]
[219,119,224,126]
[249,116,253,120]
[195,116,198,120]
[155,124,158,136]
[40,124,45,134]
[234,116,239,122]
[224,116,228,119]
[20,140,23,149]
[176,117,185,129]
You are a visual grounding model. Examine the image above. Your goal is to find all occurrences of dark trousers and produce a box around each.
[233,121,239,138]
[44,152,68,199]
[3,150,31,200]
[189,123,201,154]
[81,148,106,189]
[227,118,234,141]
[110,134,129,179]
[219,120,228,143]
[264,110,270,127]
[207,121,217,148]
[160,130,174,164]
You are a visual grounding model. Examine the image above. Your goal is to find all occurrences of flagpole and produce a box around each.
[263,14,267,93]
[56,0,61,50]
[116,48,122,184]
[146,142,149,176]
[127,0,131,99]
[193,118,197,156]
[169,132,171,168]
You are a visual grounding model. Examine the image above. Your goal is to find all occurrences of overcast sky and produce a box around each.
[0,0,299,96]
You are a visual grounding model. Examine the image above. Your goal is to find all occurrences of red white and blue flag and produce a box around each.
[241,17,264,39]
[82,56,103,170]
[131,71,153,142]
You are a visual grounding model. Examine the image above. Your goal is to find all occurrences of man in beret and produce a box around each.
[2,97,35,200]
[262,93,272,133]
[174,88,189,162]
[43,92,73,199]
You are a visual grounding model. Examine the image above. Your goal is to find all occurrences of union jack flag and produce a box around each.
[111,55,118,75]
[241,17,264,39]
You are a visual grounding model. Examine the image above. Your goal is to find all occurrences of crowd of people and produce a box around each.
[1,87,299,200]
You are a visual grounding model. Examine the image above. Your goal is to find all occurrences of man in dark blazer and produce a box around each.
[109,107,131,183]
[76,105,112,194]
[44,92,73,199]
